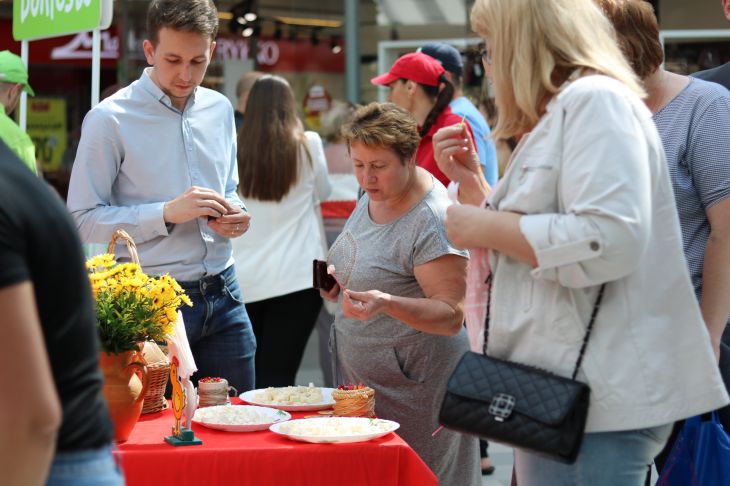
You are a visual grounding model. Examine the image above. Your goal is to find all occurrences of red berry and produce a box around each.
[200,377,222,383]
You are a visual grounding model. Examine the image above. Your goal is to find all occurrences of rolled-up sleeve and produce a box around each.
[519,82,655,288]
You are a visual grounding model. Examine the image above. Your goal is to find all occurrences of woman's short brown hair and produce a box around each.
[596,0,664,78]
[341,102,420,164]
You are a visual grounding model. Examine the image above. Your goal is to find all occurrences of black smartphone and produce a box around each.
[313,260,336,291]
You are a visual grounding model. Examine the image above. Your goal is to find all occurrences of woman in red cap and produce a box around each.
[371,52,473,187]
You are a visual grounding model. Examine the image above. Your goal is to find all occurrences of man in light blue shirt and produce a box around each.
[420,42,499,187]
[67,0,256,393]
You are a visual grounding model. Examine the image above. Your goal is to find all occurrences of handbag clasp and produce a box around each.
[489,393,515,422]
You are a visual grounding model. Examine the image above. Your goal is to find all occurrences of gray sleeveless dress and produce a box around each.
[328,180,481,486]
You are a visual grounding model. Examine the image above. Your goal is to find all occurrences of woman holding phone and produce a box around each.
[321,102,480,485]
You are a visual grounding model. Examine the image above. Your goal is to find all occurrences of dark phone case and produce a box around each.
[313,260,336,291]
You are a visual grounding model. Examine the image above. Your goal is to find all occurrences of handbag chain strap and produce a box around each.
[482,274,606,380]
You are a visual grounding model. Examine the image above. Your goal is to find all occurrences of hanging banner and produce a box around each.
[13,0,113,41]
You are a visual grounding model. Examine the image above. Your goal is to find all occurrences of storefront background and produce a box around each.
[0,0,728,196]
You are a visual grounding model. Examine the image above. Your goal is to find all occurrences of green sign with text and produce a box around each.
[13,0,103,41]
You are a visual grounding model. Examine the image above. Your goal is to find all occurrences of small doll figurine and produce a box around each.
[170,356,184,437]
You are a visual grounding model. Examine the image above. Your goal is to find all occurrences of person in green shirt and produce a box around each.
[0,50,37,174]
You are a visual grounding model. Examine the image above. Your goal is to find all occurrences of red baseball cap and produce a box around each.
[371,52,446,87]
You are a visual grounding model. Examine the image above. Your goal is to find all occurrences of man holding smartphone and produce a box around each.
[67,0,256,393]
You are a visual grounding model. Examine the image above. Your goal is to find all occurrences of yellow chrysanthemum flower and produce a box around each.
[165,307,178,323]
[85,253,193,350]
[85,253,116,271]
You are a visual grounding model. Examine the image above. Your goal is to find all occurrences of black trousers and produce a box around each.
[246,288,322,388]
[480,439,490,458]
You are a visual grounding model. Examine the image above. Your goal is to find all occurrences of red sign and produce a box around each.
[1,19,344,73]
[0,19,119,67]
[215,35,345,73]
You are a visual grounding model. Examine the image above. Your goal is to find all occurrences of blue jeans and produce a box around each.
[46,444,123,486]
[514,423,673,486]
[178,265,256,393]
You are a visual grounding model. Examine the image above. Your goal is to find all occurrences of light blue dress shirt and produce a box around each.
[450,96,499,187]
[67,68,243,281]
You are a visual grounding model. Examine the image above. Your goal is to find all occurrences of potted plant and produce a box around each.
[87,234,192,443]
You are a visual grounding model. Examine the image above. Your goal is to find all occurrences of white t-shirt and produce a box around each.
[233,131,332,303]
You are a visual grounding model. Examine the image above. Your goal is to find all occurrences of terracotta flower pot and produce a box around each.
[99,348,149,443]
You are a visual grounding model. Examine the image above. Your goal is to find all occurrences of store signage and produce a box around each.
[216,38,280,66]
[2,19,344,73]
[303,85,332,130]
[51,31,119,60]
[25,97,67,170]
[13,0,113,41]
[0,19,119,66]
[215,36,345,74]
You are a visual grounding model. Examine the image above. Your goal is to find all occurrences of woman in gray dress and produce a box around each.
[320,102,480,485]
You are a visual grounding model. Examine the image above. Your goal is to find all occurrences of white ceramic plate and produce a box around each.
[192,404,291,432]
[240,387,335,411]
[269,417,400,444]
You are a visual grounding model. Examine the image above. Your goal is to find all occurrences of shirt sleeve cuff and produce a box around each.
[227,194,246,212]
[519,213,603,280]
[138,202,170,240]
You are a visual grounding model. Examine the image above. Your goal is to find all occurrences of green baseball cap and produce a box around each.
[0,51,34,96]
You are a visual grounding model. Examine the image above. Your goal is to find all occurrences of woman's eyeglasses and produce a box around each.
[478,42,492,65]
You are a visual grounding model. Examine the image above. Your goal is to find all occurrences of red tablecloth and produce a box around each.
[321,200,356,218]
[114,400,437,486]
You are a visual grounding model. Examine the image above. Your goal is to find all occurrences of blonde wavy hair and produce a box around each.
[471,0,644,139]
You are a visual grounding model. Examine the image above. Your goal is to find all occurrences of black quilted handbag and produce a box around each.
[438,282,606,464]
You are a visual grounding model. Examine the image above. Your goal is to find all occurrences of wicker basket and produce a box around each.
[107,228,140,267]
[107,229,170,414]
[332,387,376,417]
[141,342,170,414]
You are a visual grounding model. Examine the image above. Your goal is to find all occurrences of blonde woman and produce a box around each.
[432,0,729,484]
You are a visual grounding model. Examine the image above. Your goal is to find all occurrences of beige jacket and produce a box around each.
[487,74,729,432]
